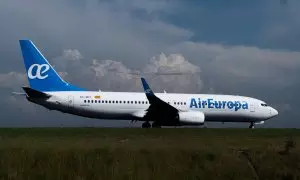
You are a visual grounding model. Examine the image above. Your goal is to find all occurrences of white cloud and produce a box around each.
[0,0,192,69]
[63,49,83,61]
[78,52,202,93]
[167,41,300,87]
[91,59,133,79]
[3,40,300,93]
[0,72,26,89]
[143,53,200,74]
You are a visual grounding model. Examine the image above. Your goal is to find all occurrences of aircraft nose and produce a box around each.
[270,107,278,117]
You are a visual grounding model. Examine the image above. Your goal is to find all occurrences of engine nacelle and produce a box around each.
[178,111,205,125]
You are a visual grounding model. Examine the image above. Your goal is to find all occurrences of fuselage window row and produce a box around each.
[83,100,187,105]
[83,99,151,104]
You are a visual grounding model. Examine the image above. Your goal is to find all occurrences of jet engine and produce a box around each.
[178,111,205,125]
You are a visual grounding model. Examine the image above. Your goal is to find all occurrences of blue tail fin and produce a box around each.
[19,40,85,92]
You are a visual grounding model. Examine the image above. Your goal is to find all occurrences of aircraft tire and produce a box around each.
[249,122,254,129]
[142,122,151,128]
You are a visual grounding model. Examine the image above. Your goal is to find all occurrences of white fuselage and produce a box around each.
[28,91,278,124]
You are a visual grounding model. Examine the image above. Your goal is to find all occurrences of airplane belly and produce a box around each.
[203,111,256,122]
[75,104,137,120]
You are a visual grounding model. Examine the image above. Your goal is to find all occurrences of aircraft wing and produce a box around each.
[140,78,181,126]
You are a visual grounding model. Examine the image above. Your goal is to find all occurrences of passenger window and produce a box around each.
[142,101,144,104]
[105,100,108,103]
[88,100,90,103]
[109,101,111,103]
[98,100,101,103]
[124,101,126,104]
[116,101,118,103]
[135,101,137,104]
[84,100,86,103]
[131,101,133,104]
[91,100,94,103]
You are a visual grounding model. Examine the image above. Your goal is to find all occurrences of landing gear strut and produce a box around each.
[142,121,151,128]
[249,122,255,129]
[141,121,162,128]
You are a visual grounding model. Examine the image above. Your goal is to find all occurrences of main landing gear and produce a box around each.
[151,122,161,128]
[249,122,255,129]
[142,121,151,128]
[141,121,161,128]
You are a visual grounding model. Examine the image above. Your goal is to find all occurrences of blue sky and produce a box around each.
[0,0,299,128]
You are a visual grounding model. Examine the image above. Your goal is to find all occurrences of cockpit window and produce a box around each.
[261,103,268,107]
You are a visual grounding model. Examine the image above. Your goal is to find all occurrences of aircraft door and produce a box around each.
[68,95,74,108]
[250,103,255,112]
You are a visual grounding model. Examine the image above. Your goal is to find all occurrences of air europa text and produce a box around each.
[190,98,249,111]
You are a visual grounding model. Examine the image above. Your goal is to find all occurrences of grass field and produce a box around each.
[0,128,299,180]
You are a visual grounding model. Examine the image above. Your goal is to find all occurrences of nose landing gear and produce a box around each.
[249,122,255,129]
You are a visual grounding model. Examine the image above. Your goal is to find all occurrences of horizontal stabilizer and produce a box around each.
[22,86,51,99]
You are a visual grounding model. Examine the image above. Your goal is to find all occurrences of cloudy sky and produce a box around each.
[0,0,299,128]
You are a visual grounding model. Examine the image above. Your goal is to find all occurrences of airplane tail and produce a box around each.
[19,40,85,92]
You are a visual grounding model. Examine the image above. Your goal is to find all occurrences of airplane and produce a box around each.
[15,40,278,128]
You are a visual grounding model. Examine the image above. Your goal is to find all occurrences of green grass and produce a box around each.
[0,128,299,180]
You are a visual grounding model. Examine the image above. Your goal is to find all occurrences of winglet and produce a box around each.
[141,77,154,96]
